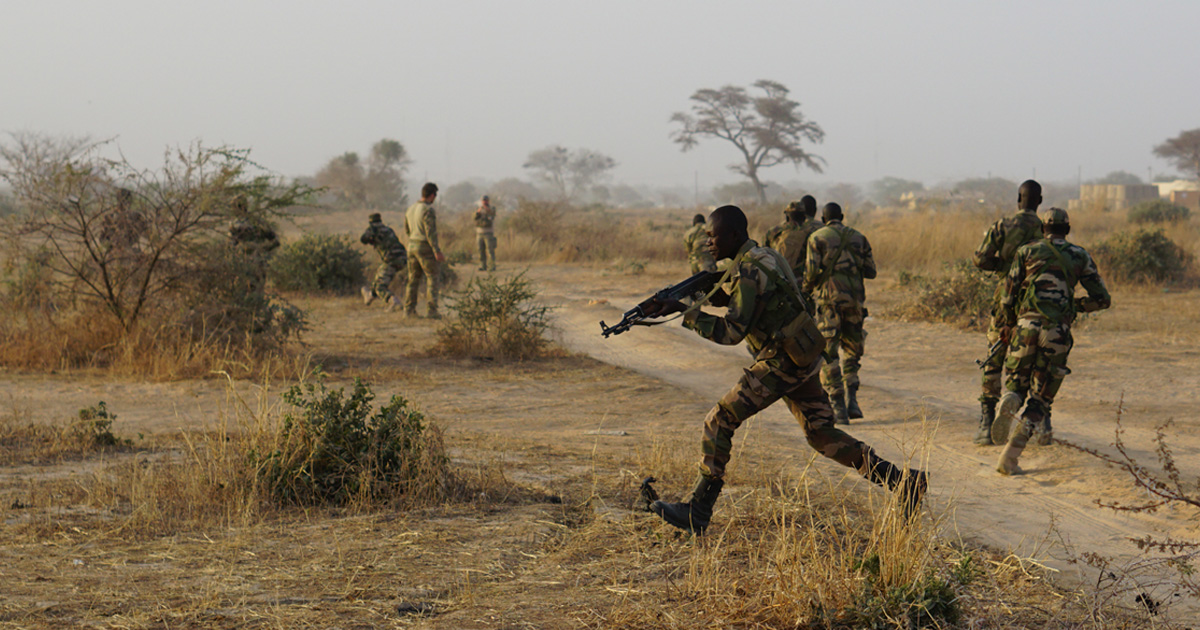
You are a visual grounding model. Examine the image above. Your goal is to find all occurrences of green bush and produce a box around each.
[1127,199,1190,224]
[268,233,366,294]
[434,272,554,360]
[893,259,995,329]
[257,378,448,506]
[1092,227,1193,284]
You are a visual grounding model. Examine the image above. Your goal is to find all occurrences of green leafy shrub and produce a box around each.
[268,233,366,294]
[434,272,554,360]
[1092,227,1193,284]
[892,259,995,329]
[257,378,449,506]
[1127,199,1190,224]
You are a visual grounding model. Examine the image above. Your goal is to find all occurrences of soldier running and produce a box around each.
[641,205,926,534]
[971,180,1046,445]
[683,213,717,273]
[360,212,408,311]
[993,208,1111,475]
[803,203,876,423]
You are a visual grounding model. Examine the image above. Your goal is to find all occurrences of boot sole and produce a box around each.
[991,394,1022,445]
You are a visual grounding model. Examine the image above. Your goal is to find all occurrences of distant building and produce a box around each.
[1170,189,1200,212]
[1067,184,1160,212]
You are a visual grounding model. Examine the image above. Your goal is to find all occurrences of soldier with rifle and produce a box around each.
[608,205,926,534]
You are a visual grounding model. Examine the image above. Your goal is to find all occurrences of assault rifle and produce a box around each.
[599,270,722,338]
[975,337,1007,369]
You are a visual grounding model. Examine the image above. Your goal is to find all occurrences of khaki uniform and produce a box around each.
[972,210,1043,402]
[682,240,875,481]
[683,224,717,273]
[475,203,497,271]
[803,221,876,399]
[403,201,441,316]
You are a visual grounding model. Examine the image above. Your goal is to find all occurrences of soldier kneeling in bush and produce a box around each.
[360,213,407,312]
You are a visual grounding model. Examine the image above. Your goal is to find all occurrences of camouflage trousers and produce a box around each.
[477,233,497,271]
[371,260,404,302]
[403,243,440,316]
[816,301,866,398]
[700,352,871,480]
[1004,316,1073,420]
[979,309,1009,402]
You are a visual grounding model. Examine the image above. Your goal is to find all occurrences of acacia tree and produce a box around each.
[522,145,616,202]
[1154,129,1200,180]
[315,138,410,211]
[0,133,310,334]
[671,80,824,205]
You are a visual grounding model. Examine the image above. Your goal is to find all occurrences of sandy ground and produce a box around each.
[2,261,1198,626]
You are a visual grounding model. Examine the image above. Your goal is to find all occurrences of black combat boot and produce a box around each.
[1031,409,1053,446]
[862,453,928,520]
[831,395,850,425]
[974,398,997,446]
[846,384,863,419]
[651,476,724,534]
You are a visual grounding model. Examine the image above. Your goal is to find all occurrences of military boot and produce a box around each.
[846,384,863,419]
[1032,410,1053,446]
[651,476,724,534]
[997,409,1038,475]
[831,395,850,425]
[990,391,1024,446]
[974,398,998,446]
[361,286,376,306]
[861,453,928,520]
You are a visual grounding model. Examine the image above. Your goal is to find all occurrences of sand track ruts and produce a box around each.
[538,271,1199,616]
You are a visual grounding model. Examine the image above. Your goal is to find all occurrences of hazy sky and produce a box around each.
[4,1,1198,190]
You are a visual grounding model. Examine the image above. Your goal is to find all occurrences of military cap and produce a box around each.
[368,212,382,223]
[1043,207,1069,226]
[481,195,489,201]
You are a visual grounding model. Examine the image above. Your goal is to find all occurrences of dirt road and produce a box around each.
[529,264,1200,616]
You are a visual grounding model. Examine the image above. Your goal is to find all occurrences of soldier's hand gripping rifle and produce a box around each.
[599,270,722,338]
[975,337,1007,369]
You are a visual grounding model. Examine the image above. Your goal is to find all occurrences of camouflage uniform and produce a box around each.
[360,220,407,303]
[683,223,717,273]
[999,235,1111,430]
[803,220,876,402]
[765,217,824,289]
[474,202,497,271]
[404,201,442,317]
[681,240,879,481]
[972,209,1043,402]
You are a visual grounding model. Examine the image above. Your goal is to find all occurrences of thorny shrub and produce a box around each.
[268,233,366,294]
[433,272,555,360]
[891,259,996,329]
[255,378,450,507]
[1092,227,1193,284]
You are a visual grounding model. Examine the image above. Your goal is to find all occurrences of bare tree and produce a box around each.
[522,145,616,202]
[671,80,824,205]
[0,133,310,333]
[1153,128,1200,181]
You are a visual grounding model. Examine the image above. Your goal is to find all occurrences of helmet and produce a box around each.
[1043,207,1069,226]
[368,212,382,223]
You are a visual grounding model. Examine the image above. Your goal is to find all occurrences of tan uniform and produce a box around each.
[404,201,441,316]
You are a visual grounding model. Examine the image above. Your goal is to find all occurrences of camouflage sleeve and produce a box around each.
[683,266,759,345]
[1074,251,1111,313]
[803,236,822,294]
[973,222,1002,271]
[859,233,877,280]
[999,248,1025,326]
[360,226,375,245]
[425,209,441,254]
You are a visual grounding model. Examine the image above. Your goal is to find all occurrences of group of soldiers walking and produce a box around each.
[657,180,1111,533]
[359,183,500,318]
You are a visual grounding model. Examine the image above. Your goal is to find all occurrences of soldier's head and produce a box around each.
[1018,180,1042,211]
[368,212,382,224]
[707,205,748,260]
[1042,207,1070,237]
[421,182,439,202]
[785,201,804,224]
[821,202,843,223]
[800,195,817,218]
[480,194,490,206]
[692,213,706,225]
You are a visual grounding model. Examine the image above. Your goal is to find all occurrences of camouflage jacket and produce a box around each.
[360,222,407,263]
[474,204,496,234]
[803,221,876,306]
[973,210,1042,275]
[765,217,823,279]
[683,240,810,356]
[405,201,441,254]
[1001,237,1111,325]
[683,224,715,266]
